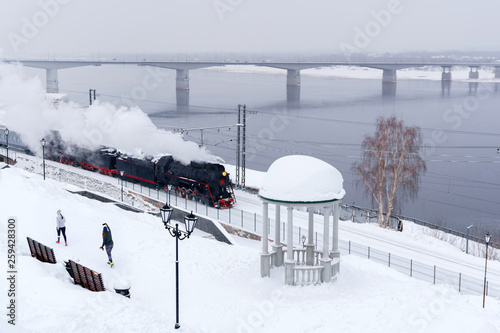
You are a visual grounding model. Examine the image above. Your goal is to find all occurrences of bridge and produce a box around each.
[2,59,500,94]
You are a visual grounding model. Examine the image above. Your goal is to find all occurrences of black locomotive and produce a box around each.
[43,131,235,208]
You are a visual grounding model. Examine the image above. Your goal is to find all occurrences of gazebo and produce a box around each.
[258,155,345,285]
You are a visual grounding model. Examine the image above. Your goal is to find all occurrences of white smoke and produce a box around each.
[0,63,220,164]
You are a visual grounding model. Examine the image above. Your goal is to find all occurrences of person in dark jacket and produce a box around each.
[56,210,67,246]
[100,223,114,267]
[397,219,404,232]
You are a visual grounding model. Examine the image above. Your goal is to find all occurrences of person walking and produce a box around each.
[100,223,114,267]
[56,210,67,246]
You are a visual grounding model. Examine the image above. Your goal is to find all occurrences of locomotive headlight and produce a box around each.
[222,171,227,176]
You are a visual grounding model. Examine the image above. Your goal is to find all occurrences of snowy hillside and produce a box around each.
[1,165,500,332]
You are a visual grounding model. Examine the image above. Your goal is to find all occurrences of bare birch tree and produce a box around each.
[353,116,426,228]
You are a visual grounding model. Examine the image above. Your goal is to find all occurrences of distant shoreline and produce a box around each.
[206,65,500,82]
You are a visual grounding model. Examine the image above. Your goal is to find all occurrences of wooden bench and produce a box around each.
[26,237,56,264]
[65,260,105,292]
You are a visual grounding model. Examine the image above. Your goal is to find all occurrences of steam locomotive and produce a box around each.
[14,130,235,208]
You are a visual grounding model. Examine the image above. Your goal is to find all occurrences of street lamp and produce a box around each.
[4,128,9,165]
[40,138,46,180]
[466,225,473,254]
[483,232,491,308]
[160,206,198,330]
[301,235,306,248]
[120,171,124,201]
[167,184,172,206]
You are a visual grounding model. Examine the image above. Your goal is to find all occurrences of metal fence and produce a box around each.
[340,239,500,298]
[339,203,497,249]
[120,178,326,248]
[339,204,400,229]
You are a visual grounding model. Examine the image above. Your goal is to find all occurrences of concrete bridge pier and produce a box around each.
[469,66,479,79]
[286,85,300,106]
[176,89,189,111]
[468,82,478,94]
[176,69,190,90]
[382,69,397,83]
[46,68,59,93]
[286,69,301,86]
[441,81,451,96]
[441,66,452,81]
[495,67,500,79]
[382,82,397,97]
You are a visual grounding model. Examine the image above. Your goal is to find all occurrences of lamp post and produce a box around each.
[483,232,491,308]
[40,138,46,180]
[160,205,198,330]
[5,128,9,165]
[167,184,172,205]
[120,171,124,201]
[466,225,473,254]
[301,235,306,248]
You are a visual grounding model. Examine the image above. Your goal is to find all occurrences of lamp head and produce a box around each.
[160,204,173,227]
[184,211,198,234]
[485,233,492,245]
[40,138,46,147]
[5,128,9,136]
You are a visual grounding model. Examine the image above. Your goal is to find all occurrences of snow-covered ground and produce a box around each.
[1,162,500,332]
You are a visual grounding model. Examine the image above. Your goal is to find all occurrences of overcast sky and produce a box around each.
[1,0,499,59]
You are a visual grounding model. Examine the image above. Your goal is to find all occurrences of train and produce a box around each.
[1,129,236,208]
[0,128,32,155]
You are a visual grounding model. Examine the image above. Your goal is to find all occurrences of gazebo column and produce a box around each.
[272,204,283,267]
[261,202,271,277]
[330,202,341,259]
[320,206,333,282]
[306,207,315,266]
[284,206,295,285]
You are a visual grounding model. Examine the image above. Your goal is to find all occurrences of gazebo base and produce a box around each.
[286,259,340,286]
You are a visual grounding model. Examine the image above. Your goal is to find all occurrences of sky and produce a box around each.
[1,0,500,59]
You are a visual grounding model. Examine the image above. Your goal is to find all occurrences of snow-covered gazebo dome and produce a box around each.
[258,155,345,285]
[259,155,345,205]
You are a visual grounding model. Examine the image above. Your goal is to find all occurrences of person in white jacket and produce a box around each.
[56,210,67,246]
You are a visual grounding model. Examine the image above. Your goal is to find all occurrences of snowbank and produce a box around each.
[207,64,500,82]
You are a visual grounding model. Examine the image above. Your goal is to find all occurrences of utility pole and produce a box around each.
[242,104,246,189]
[466,224,474,254]
[89,89,96,105]
[236,104,241,188]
